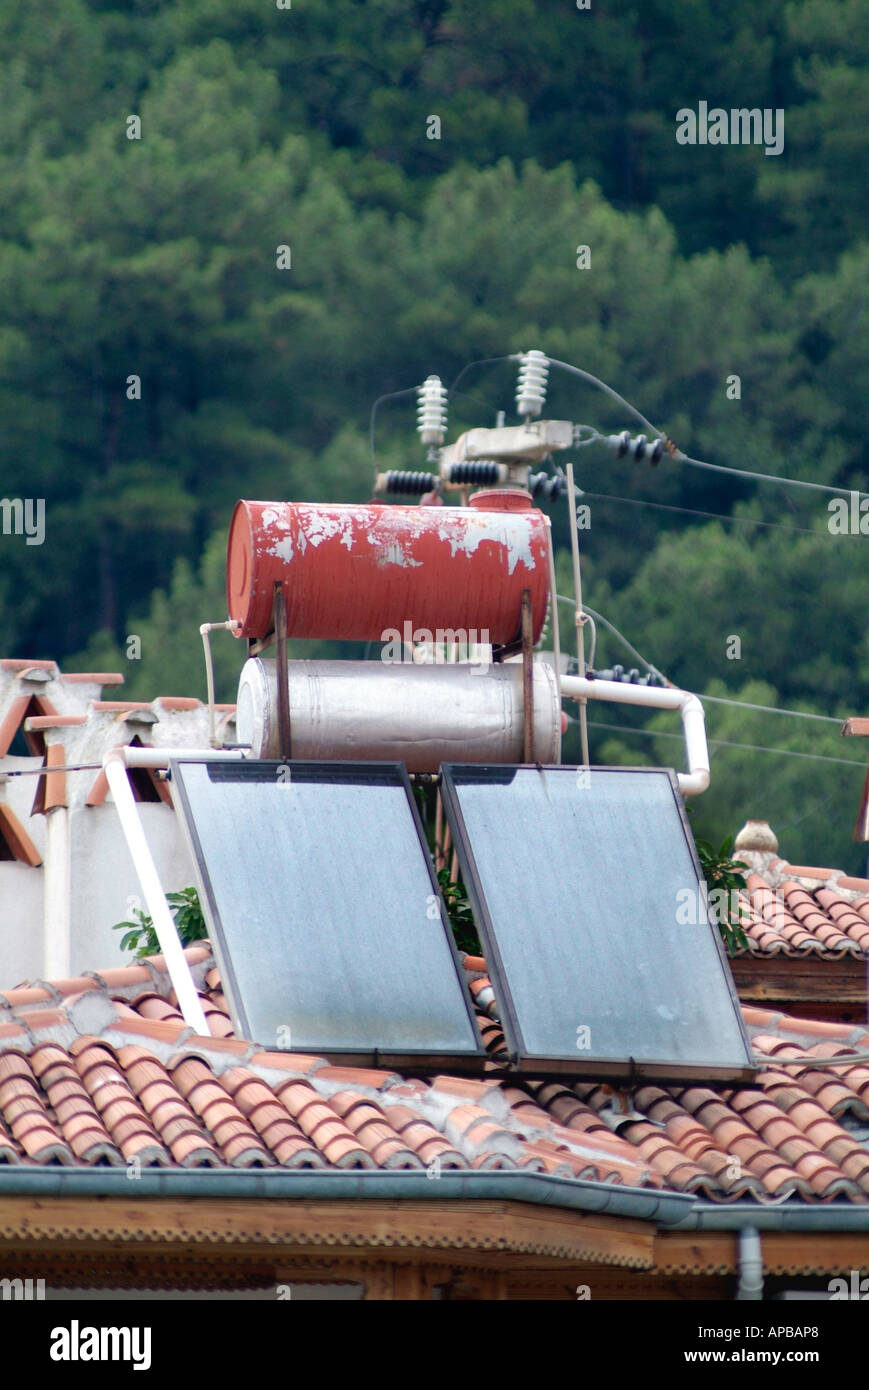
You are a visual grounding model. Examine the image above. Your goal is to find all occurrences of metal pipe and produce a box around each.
[736,1226,764,1300]
[559,675,710,795]
[544,516,562,699]
[565,462,590,767]
[199,619,241,748]
[103,748,243,1033]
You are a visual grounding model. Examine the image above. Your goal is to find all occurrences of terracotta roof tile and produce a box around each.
[1,659,56,672]
[61,672,124,685]
[170,1056,272,1167]
[219,1067,325,1168]
[0,943,868,1198]
[328,1091,423,1168]
[737,869,869,959]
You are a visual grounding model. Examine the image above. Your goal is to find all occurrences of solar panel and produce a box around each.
[441,765,756,1083]
[170,760,484,1069]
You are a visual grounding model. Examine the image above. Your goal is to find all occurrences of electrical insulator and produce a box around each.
[449,461,500,486]
[516,349,549,419]
[382,470,439,496]
[595,665,664,687]
[606,432,665,465]
[528,471,565,502]
[417,375,448,447]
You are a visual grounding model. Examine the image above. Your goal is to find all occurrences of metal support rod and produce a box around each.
[273,582,292,761]
[521,588,535,763]
[435,788,445,873]
[104,752,212,1034]
[566,462,590,768]
[544,515,562,689]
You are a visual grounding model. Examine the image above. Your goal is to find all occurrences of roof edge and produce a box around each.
[0,1166,690,1221]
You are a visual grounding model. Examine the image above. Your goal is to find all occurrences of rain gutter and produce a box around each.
[0,1170,866,1231]
[0,1166,689,1221]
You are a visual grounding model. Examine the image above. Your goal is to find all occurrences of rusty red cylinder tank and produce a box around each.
[227,493,550,644]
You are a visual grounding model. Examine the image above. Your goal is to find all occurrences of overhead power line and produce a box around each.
[581,719,864,769]
[578,489,830,538]
[556,596,850,730]
[545,355,869,503]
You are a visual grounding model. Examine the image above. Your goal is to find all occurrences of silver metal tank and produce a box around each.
[236,658,562,770]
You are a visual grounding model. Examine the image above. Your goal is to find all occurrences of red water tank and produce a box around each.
[227,494,550,643]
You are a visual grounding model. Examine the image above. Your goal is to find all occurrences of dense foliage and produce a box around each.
[1,1,867,868]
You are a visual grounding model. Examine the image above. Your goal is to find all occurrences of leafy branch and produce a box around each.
[693,832,751,956]
[113,887,208,959]
[437,866,480,955]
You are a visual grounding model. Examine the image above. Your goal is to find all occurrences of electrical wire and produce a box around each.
[556,595,851,728]
[555,596,666,682]
[447,356,516,402]
[579,719,864,768]
[545,355,869,502]
[699,694,843,725]
[369,385,418,479]
[539,356,660,436]
[577,488,830,538]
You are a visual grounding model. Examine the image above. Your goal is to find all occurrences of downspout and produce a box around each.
[559,675,710,795]
[103,746,244,1035]
[736,1226,764,1301]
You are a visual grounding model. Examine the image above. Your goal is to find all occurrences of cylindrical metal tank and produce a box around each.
[226,495,550,643]
[236,658,562,770]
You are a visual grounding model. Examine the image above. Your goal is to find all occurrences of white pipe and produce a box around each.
[43,807,71,979]
[736,1227,764,1300]
[104,748,243,1032]
[123,747,245,768]
[559,675,710,795]
[199,619,241,748]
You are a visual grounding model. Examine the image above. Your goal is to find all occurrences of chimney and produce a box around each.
[733,819,779,877]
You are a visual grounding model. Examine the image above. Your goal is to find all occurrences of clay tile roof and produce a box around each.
[61,673,124,685]
[1,659,57,672]
[736,863,869,960]
[31,742,67,816]
[92,701,156,714]
[0,693,58,756]
[0,804,42,866]
[24,715,86,731]
[0,944,868,1200]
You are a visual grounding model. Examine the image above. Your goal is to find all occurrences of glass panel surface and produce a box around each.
[171,760,481,1057]
[442,765,753,1073]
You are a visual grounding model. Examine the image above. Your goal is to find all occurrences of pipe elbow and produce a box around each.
[677,768,711,796]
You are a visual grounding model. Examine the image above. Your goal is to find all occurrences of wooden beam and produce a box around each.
[0,1197,654,1269]
[730,955,866,1012]
[655,1230,869,1276]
